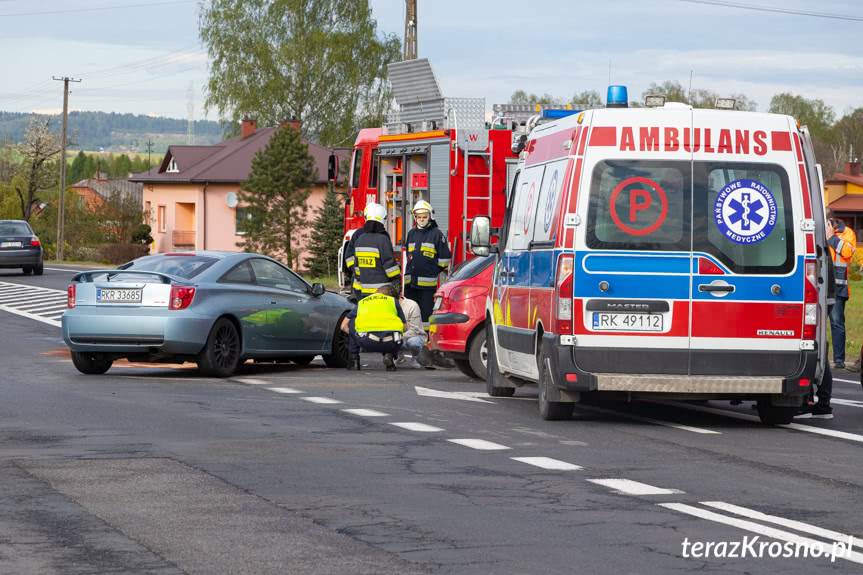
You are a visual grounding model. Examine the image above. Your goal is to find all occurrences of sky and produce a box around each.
[0,0,861,123]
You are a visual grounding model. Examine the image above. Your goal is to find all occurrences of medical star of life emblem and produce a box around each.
[713,179,778,245]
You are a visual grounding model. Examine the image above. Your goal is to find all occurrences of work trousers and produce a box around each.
[405,287,436,323]
[829,298,847,365]
[349,327,402,356]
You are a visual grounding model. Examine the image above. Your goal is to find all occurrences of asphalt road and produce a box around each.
[2,265,863,574]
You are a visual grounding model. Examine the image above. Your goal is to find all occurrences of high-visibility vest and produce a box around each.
[354,294,403,333]
[829,225,857,298]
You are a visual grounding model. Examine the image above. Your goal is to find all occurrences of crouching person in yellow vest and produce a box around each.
[340,284,406,371]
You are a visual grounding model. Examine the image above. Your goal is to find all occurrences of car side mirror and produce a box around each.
[311,282,326,297]
[470,216,491,257]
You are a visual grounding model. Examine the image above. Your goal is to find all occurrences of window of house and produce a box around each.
[158,205,166,233]
[166,157,179,173]
[235,207,252,235]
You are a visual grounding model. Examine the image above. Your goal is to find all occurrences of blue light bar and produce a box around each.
[541,109,580,120]
[606,85,629,108]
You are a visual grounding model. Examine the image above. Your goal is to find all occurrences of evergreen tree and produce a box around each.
[306,187,345,276]
[236,126,313,269]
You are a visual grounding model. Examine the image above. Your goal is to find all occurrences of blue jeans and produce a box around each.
[402,335,425,356]
[829,298,847,365]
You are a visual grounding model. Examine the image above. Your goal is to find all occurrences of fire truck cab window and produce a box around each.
[368,149,379,189]
[350,148,364,189]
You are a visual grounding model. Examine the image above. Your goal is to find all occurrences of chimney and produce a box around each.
[845,161,860,177]
[241,117,256,138]
[280,116,301,133]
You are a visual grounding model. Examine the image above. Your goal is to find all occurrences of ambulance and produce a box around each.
[470,86,830,425]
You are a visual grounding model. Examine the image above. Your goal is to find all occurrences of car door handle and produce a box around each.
[698,284,734,293]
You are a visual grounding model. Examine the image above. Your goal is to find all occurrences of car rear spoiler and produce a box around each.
[72,270,180,284]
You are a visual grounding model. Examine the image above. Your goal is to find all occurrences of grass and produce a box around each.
[46,259,113,268]
[829,279,863,365]
[302,274,340,290]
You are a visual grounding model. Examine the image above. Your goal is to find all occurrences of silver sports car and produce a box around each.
[62,251,353,377]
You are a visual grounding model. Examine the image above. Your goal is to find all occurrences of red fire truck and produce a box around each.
[338,58,559,287]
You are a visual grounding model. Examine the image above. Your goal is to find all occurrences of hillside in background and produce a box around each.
[0,111,224,153]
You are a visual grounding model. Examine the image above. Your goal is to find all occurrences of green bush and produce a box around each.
[99,243,149,265]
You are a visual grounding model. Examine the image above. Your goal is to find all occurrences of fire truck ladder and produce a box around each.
[461,140,493,260]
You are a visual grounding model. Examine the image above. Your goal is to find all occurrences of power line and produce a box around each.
[1,0,195,17]
[678,0,863,22]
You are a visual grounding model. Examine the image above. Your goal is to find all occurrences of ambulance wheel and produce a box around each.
[538,352,572,421]
[454,359,478,379]
[485,322,515,397]
[756,400,795,425]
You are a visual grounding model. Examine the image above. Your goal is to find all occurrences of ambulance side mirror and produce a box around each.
[470,216,491,256]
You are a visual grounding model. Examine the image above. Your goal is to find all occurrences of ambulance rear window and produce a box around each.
[586,160,690,252]
[694,162,793,274]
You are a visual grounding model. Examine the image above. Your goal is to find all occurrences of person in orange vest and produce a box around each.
[826,209,856,369]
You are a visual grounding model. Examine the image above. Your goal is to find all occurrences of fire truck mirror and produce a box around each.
[470,216,491,256]
[512,134,527,154]
[328,154,338,181]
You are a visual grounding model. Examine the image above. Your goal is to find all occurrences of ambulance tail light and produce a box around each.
[803,259,817,340]
[554,255,574,334]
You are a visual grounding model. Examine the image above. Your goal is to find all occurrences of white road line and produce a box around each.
[701,501,854,544]
[389,422,444,432]
[0,294,53,303]
[588,478,683,496]
[660,503,863,565]
[233,378,275,385]
[0,305,61,327]
[659,401,761,423]
[19,302,67,312]
[301,396,343,404]
[415,386,495,403]
[511,457,583,471]
[266,387,303,394]
[44,266,99,272]
[342,408,389,417]
[33,307,68,316]
[832,398,863,408]
[834,376,860,386]
[576,404,721,435]
[447,438,511,451]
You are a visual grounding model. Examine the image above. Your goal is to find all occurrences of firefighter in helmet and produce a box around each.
[404,200,451,321]
[344,202,401,300]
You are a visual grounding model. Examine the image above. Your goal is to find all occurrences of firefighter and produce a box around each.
[826,209,856,369]
[404,200,451,321]
[340,284,406,371]
[344,202,401,300]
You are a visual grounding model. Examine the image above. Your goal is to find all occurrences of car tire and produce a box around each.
[756,399,795,425]
[323,319,350,368]
[196,318,241,378]
[538,351,572,421]
[70,351,113,375]
[22,266,32,275]
[467,326,488,380]
[453,359,478,379]
[292,355,315,366]
[485,321,515,397]
[33,262,43,276]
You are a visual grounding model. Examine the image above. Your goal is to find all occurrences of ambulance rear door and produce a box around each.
[574,109,694,375]
[689,112,805,376]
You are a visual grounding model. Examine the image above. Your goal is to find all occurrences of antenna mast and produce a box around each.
[404,0,417,60]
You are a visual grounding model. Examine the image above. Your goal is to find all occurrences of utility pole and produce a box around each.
[404,0,417,60]
[145,140,154,170]
[53,76,80,262]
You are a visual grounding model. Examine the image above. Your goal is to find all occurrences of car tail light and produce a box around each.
[169,286,196,310]
[450,285,487,302]
[67,284,76,309]
[554,254,574,334]
[698,257,723,275]
[803,259,817,340]
[31,237,41,247]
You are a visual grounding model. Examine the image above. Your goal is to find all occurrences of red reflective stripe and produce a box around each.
[565,158,584,248]
[771,131,792,151]
[555,159,575,247]
[793,132,803,162]
[806,233,814,254]
[578,127,589,155]
[589,126,615,147]
[798,164,812,219]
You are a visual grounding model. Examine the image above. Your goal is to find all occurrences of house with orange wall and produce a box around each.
[129,119,348,271]
[69,174,142,210]
[824,160,863,245]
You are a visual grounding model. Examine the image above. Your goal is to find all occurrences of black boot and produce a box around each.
[383,353,396,371]
[346,354,361,371]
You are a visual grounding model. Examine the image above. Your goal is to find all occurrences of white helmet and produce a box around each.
[411,200,433,215]
[364,202,387,224]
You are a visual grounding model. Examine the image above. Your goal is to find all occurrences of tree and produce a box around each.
[306,186,345,276]
[769,93,835,139]
[643,81,688,104]
[570,90,603,109]
[236,125,314,268]
[199,0,401,146]
[11,115,74,220]
[509,90,557,105]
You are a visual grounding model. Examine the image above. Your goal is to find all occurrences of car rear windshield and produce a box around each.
[0,222,32,235]
[449,254,495,281]
[120,255,218,279]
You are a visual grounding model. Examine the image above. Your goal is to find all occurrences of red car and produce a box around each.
[428,254,495,379]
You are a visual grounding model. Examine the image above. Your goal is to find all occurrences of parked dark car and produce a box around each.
[0,220,43,275]
[63,251,353,377]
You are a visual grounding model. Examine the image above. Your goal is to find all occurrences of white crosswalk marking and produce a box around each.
[0,281,66,328]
